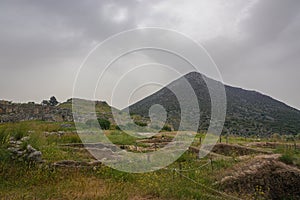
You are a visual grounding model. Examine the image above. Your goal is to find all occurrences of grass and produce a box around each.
[106,130,138,145]
[274,145,300,167]
[0,120,299,199]
[0,156,231,200]
[279,153,294,165]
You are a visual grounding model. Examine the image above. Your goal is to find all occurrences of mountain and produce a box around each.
[128,72,300,136]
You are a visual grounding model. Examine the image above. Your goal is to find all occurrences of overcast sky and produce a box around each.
[0,0,300,109]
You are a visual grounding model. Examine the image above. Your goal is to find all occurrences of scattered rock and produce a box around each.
[7,137,43,163]
[26,144,35,153]
[16,141,22,145]
[60,123,72,128]
[21,136,30,142]
[28,151,43,162]
[53,160,102,168]
[7,147,19,154]
[60,143,118,151]
[44,131,65,137]
[27,130,35,134]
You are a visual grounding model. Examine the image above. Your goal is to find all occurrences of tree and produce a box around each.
[42,96,59,106]
[49,96,59,106]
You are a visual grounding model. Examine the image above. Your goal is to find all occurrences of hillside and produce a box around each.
[0,100,73,123]
[128,72,300,136]
[0,98,118,124]
[59,98,118,123]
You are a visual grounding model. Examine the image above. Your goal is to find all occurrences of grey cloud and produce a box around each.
[238,0,300,44]
[0,0,299,109]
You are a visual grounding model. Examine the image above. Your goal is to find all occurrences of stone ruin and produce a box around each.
[7,136,43,163]
[0,100,73,123]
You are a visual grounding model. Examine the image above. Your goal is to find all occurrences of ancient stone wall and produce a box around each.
[0,101,73,123]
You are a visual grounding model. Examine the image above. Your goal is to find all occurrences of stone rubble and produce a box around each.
[7,136,43,163]
[0,100,73,123]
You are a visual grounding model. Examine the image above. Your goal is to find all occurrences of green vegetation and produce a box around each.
[161,125,172,132]
[0,157,232,200]
[134,121,147,127]
[0,120,299,199]
[129,72,300,136]
[275,146,300,167]
[85,118,111,130]
[279,153,294,165]
[98,118,111,130]
[107,130,137,145]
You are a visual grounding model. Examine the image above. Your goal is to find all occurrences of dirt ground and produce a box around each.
[217,154,300,199]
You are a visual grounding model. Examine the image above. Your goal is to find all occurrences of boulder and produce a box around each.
[26,144,36,153]
[27,151,43,162]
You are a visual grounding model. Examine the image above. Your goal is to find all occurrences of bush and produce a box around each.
[98,118,111,130]
[161,125,172,132]
[279,153,294,165]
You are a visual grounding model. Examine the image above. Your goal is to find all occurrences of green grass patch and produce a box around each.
[107,130,137,145]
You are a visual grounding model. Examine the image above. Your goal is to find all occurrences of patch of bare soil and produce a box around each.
[210,143,270,156]
[188,146,232,160]
[217,154,300,199]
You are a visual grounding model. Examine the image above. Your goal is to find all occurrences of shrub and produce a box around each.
[98,118,111,130]
[161,125,172,132]
[279,153,294,165]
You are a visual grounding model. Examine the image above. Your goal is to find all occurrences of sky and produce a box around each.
[0,0,300,109]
